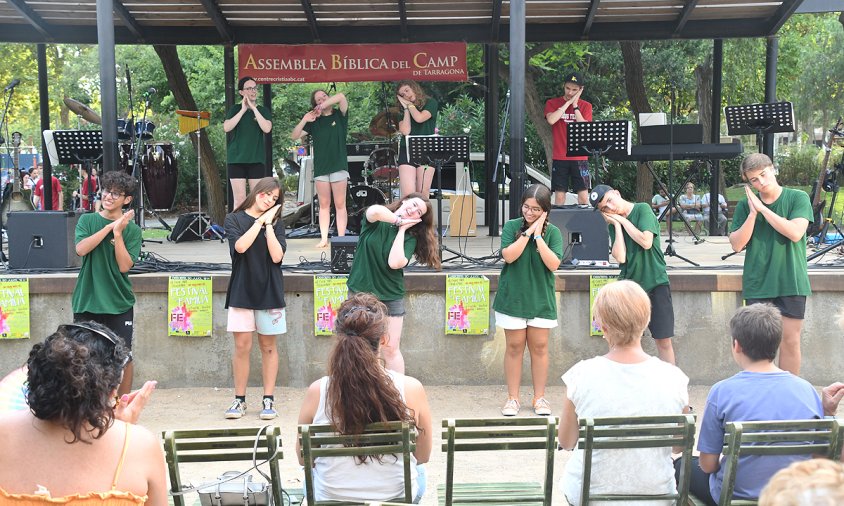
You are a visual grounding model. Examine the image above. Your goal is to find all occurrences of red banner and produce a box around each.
[238,42,467,83]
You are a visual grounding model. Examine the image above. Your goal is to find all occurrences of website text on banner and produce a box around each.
[238,42,468,83]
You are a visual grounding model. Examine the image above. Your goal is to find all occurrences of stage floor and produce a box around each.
[140,225,844,273]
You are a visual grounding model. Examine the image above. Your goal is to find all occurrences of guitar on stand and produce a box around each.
[807,117,842,239]
[1,131,34,221]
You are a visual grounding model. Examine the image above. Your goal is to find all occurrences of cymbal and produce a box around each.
[369,107,403,137]
[64,97,102,125]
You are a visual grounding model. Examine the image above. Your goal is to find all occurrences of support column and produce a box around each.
[763,35,778,158]
[484,43,500,236]
[37,44,52,209]
[224,46,236,212]
[96,0,118,174]
[709,39,724,235]
[508,0,526,218]
[263,83,273,178]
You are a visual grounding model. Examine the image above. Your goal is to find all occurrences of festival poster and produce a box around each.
[589,275,618,336]
[314,275,348,336]
[445,275,489,335]
[0,278,30,339]
[167,276,212,337]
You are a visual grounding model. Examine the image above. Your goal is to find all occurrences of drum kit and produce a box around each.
[63,97,178,214]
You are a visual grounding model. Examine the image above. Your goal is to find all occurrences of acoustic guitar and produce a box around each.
[807,118,842,238]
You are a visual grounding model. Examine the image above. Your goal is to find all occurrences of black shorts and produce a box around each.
[228,163,267,179]
[647,284,675,340]
[745,296,806,320]
[74,308,135,354]
[551,160,589,192]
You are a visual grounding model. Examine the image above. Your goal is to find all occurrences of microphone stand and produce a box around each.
[663,84,699,266]
[0,81,19,265]
[491,89,511,239]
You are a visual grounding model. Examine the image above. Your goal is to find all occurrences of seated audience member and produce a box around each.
[689,304,824,505]
[558,280,689,505]
[677,183,703,222]
[0,322,165,504]
[758,459,844,506]
[651,187,676,221]
[296,292,432,503]
[701,191,728,235]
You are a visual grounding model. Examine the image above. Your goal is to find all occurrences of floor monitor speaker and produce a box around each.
[548,206,609,263]
[7,211,82,269]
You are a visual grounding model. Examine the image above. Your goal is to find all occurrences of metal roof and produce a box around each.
[0,0,803,45]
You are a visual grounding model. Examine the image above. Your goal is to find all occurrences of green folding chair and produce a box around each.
[715,418,844,506]
[162,426,286,506]
[299,421,417,506]
[578,414,696,505]
[439,416,557,506]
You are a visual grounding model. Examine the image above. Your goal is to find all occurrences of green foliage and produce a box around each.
[775,143,820,186]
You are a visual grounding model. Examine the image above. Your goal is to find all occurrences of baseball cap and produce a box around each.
[589,184,613,209]
[564,72,584,86]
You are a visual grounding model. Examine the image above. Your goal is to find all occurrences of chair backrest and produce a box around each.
[162,426,283,506]
[718,418,844,506]
[441,416,557,506]
[578,414,696,505]
[299,421,416,506]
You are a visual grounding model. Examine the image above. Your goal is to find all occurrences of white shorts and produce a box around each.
[315,171,349,183]
[494,311,558,330]
[227,307,287,335]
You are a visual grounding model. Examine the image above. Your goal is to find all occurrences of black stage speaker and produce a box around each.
[330,236,359,274]
[7,211,82,269]
[548,207,609,263]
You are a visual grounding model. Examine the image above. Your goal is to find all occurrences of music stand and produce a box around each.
[49,130,104,167]
[566,120,632,187]
[725,101,794,153]
[407,134,475,263]
[173,110,222,242]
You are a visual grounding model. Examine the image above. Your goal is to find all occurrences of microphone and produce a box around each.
[329,82,336,93]
[4,78,20,91]
[143,87,157,98]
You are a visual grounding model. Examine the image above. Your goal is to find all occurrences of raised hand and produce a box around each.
[114,380,157,424]
[113,209,135,234]
[259,205,282,225]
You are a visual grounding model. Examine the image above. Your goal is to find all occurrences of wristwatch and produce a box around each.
[521,231,530,237]
[573,106,580,111]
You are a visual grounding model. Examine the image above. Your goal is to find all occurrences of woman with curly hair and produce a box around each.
[0,322,166,504]
[494,183,563,417]
[396,80,438,198]
[347,193,441,372]
[296,293,432,503]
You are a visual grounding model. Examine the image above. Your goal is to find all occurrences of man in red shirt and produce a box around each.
[33,169,63,211]
[544,72,593,206]
[73,165,99,211]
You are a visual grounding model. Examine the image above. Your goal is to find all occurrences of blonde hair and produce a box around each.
[593,280,651,346]
[759,459,844,506]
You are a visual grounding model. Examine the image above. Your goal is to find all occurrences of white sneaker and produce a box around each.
[501,398,520,416]
[533,397,552,416]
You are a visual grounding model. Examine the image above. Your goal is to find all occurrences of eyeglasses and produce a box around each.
[243,86,258,91]
[61,323,132,368]
[102,190,125,199]
[522,204,543,213]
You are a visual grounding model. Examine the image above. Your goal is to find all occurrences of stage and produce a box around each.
[1,225,843,389]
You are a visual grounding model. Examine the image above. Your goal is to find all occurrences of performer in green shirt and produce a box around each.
[729,153,812,376]
[223,76,273,209]
[347,193,441,373]
[493,184,563,417]
[291,89,350,248]
[396,80,438,198]
[589,184,676,365]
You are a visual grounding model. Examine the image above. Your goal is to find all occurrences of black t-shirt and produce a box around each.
[224,210,287,309]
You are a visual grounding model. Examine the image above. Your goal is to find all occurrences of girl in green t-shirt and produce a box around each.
[291,89,350,249]
[494,184,563,417]
[396,80,438,198]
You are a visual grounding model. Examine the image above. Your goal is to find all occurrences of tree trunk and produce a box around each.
[153,45,226,225]
[694,54,712,144]
[619,41,654,202]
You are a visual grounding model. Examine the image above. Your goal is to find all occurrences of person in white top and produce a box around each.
[296,292,433,503]
[557,280,691,506]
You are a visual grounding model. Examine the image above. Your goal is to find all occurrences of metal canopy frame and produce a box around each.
[0,0,806,45]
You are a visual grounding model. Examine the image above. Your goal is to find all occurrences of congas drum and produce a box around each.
[142,143,178,210]
[347,185,386,234]
[134,120,156,140]
[117,119,132,140]
[367,147,398,181]
[118,143,134,175]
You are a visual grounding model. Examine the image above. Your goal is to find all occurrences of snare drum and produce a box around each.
[367,147,398,181]
[142,143,178,210]
[347,185,386,233]
[134,120,156,140]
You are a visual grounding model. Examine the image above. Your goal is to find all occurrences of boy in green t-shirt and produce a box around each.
[590,184,676,364]
[71,171,143,395]
[729,153,812,376]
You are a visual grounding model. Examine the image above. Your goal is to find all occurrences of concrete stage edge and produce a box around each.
[2,270,843,388]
